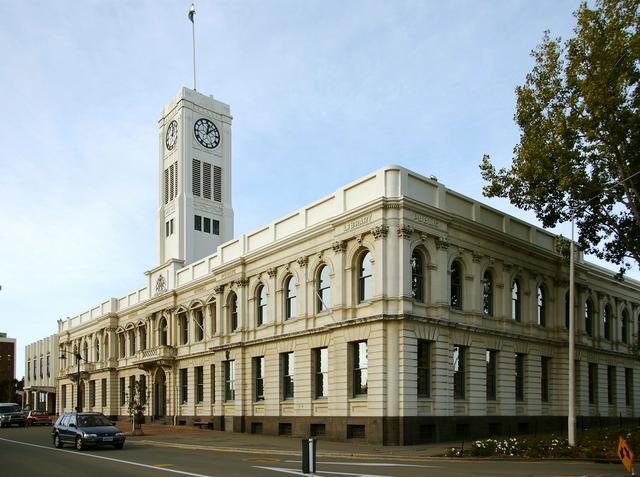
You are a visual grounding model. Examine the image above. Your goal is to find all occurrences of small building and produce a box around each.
[0,332,16,382]
[23,334,59,413]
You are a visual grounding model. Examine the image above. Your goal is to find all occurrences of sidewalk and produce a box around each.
[121,423,451,459]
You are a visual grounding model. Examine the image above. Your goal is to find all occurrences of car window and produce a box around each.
[68,414,76,426]
[0,404,20,413]
[59,414,69,426]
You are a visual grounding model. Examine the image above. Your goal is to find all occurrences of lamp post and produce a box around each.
[60,350,84,412]
[568,218,576,446]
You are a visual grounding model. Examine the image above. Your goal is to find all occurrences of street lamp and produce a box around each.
[60,349,84,412]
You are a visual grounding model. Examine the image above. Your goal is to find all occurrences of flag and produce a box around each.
[188,4,195,23]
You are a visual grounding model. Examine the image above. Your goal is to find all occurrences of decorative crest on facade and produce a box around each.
[397,224,414,239]
[371,225,389,240]
[332,240,347,253]
[235,278,249,288]
[436,238,449,250]
[214,285,225,295]
[267,267,277,278]
[296,256,308,268]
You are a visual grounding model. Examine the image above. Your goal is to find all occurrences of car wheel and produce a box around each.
[113,443,124,450]
[75,437,84,451]
[54,433,63,448]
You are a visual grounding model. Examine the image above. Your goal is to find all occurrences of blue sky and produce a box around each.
[1,1,632,379]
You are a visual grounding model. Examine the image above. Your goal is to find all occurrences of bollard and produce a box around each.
[301,437,317,474]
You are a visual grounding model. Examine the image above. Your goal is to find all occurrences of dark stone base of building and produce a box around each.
[141,414,640,446]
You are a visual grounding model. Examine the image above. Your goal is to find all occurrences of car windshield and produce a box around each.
[77,415,112,427]
[0,405,21,413]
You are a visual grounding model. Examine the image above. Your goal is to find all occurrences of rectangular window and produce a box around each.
[225,361,235,401]
[180,368,188,404]
[541,357,550,403]
[165,220,170,237]
[211,364,216,403]
[626,368,633,406]
[47,354,50,378]
[314,347,328,399]
[101,378,107,407]
[254,357,265,401]
[453,345,465,399]
[515,353,525,402]
[486,350,497,401]
[40,356,43,378]
[282,352,295,400]
[119,377,126,406]
[89,380,96,408]
[352,341,368,397]
[195,366,204,404]
[192,159,201,197]
[27,360,30,380]
[212,219,220,235]
[61,384,67,408]
[139,374,147,405]
[170,218,174,235]
[203,162,212,199]
[608,365,616,405]
[203,217,211,233]
[588,362,598,404]
[417,340,431,398]
[194,214,202,231]
[213,165,222,202]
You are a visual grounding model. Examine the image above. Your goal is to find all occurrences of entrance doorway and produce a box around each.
[153,368,166,418]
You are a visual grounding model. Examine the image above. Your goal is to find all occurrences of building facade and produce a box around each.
[54,88,640,445]
[0,332,16,383]
[23,334,58,412]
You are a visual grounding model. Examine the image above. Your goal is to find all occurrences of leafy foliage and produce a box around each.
[480,0,640,274]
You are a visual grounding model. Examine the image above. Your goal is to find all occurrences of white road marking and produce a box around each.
[254,466,399,477]
[285,460,441,468]
[0,437,215,477]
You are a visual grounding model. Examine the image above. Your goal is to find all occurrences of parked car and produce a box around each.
[26,410,52,426]
[52,412,125,450]
[0,403,26,428]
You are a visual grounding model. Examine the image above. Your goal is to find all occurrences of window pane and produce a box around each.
[317,266,331,312]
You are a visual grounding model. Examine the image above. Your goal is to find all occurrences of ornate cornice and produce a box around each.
[214,285,225,295]
[235,278,249,288]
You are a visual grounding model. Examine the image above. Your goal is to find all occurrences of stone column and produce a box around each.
[296,256,308,321]
[433,238,449,307]
[331,241,347,318]
[214,285,224,336]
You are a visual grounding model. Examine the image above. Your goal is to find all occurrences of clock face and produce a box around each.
[194,118,220,149]
[166,120,178,151]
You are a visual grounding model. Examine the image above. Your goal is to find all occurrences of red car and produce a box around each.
[26,411,52,426]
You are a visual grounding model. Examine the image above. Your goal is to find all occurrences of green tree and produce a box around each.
[480,0,640,274]
[127,379,146,434]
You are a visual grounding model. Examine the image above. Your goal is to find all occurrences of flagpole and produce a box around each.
[190,3,197,91]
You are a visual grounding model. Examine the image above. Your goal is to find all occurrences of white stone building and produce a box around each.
[23,334,58,412]
[51,87,640,445]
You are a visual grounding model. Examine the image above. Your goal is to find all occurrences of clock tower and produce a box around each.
[157,87,234,267]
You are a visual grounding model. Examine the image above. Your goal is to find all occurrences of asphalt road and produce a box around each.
[0,425,631,477]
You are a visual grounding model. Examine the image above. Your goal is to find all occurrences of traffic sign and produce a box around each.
[618,436,634,473]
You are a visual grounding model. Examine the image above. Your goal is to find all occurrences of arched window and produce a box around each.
[482,270,493,316]
[104,334,110,359]
[411,251,424,303]
[118,335,125,358]
[94,339,100,362]
[622,309,630,344]
[603,304,612,340]
[83,341,89,361]
[450,261,462,310]
[159,318,168,346]
[585,299,594,336]
[285,276,297,320]
[208,300,217,335]
[139,326,147,351]
[194,309,204,341]
[74,344,79,363]
[511,279,521,321]
[256,285,267,326]
[229,293,238,331]
[128,330,136,355]
[179,313,189,344]
[316,265,331,312]
[358,251,373,303]
[537,286,545,327]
